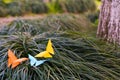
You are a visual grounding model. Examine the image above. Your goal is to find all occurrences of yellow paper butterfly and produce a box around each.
[35,39,54,58]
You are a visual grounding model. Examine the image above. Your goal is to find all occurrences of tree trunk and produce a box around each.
[97,0,120,44]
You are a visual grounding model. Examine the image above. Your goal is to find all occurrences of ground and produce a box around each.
[0,14,45,27]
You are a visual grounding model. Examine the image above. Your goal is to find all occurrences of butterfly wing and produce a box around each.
[46,39,54,55]
[28,54,37,66]
[35,60,47,67]
[8,49,17,67]
[11,58,28,69]
[35,51,52,58]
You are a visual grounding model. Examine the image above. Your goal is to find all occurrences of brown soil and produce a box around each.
[0,14,45,27]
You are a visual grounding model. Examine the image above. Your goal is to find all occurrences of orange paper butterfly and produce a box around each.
[8,49,28,69]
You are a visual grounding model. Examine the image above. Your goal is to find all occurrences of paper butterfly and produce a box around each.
[8,49,28,69]
[28,54,48,67]
[35,39,54,58]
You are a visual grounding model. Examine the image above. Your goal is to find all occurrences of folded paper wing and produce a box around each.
[8,49,28,69]
[8,49,17,67]
[11,58,28,68]
[35,51,52,58]
[28,54,47,67]
[46,39,54,55]
[35,39,54,58]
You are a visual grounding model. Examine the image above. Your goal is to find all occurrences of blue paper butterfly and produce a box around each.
[28,54,48,67]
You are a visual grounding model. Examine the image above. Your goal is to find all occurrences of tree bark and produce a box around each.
[97,0,120,44]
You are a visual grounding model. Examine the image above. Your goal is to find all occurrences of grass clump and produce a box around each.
[0,16,120,80]
[0,0,96,17]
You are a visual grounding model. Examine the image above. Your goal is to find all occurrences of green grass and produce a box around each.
[0,0,96,17]
[0,14,120,80]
